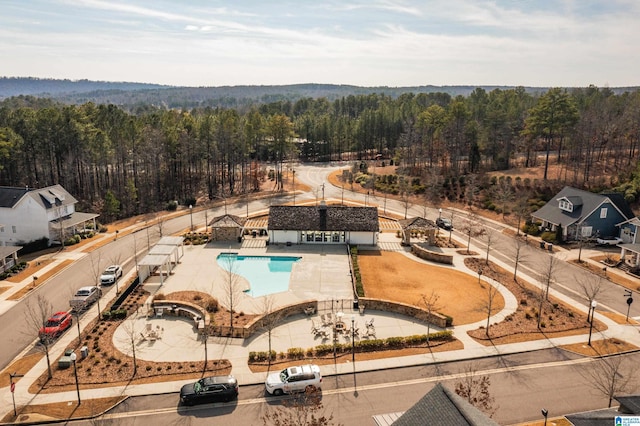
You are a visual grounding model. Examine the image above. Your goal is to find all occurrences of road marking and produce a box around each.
[99,357,594,420]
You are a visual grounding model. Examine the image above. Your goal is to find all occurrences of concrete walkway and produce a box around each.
[3,212,640,416]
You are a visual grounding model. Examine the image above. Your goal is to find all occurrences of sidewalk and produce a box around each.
[3,209,640,418]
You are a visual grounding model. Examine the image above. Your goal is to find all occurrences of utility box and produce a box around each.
[80,346,89,359]
[58,349,74,369]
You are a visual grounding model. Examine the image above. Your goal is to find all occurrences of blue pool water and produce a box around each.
[216,254,301,297]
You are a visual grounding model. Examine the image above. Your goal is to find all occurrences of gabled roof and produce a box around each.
[0,185,77,210]
[0,187,30,208]
[268,204,379,232]
[391,383,498,426]
[398,217,436,230]
[208,214,247,228]
[531,186,634,227]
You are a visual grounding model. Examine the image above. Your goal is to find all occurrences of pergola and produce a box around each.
[137,236,184,286]
[398,217,437,246]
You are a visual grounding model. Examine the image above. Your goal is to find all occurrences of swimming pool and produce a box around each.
[216,254,302,297]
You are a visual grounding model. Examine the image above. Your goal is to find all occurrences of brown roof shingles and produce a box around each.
[268,205,379,232]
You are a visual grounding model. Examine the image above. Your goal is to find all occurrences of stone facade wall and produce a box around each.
[212,226,240,242]
[411,244,454,265]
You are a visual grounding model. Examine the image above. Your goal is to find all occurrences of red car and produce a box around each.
[39,311,72,340]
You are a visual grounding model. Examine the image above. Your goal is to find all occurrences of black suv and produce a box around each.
[179,375,238,406]
[436,217,453,230]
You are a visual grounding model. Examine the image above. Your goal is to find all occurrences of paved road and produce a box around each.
[67,348,638,426]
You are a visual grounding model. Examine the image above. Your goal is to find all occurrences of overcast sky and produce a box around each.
[2,0,638,88]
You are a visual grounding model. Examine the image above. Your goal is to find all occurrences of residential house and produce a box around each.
[0,185,99,247]
[267,202,379,245]
[530,186,634,242]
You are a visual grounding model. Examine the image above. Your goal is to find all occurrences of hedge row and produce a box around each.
[247,330,453,363]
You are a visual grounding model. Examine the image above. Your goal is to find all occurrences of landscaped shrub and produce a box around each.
[540,231,556,243]
[204,297,219,312]
[287,347,305,359]
[405,334,429,346]
[314,344,333,356]
[166,200,178,211]
[385,337,404,348]
[427,330,453,341]
[357,339,384,352]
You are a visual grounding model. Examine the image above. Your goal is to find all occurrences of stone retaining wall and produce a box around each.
[411,243,454,265]
[357,297,451,328]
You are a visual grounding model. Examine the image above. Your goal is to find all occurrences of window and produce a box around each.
[600,208,608,219]
[12,226,16,233]
[559,199,572,212]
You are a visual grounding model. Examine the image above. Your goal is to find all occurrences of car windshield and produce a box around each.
[46,319,60,327]
[104,270,115,276]
[76,290,90,296]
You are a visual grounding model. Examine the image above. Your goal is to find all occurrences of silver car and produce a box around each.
[265,364,322,396]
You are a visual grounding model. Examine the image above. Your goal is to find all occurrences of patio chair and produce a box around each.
[366,318,374,328]
[326,312,334,324]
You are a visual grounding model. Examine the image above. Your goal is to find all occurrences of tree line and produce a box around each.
[1,85,640,222]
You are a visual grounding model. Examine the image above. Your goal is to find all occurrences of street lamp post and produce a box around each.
[189,205,193,231]
[70,352,81,405]
[588,300,597,346]
[478,267,483,285]
[449,211,454,243]
[541,408,548,426]
[351,314,356,367]
[438,208,442,220]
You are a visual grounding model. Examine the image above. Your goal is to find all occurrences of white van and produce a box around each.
[265,364,322,396]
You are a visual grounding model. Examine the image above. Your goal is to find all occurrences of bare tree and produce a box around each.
[578,276,603,322]
[482,229,496,265]
[512,194,531,236]
[156,213,165,239]
[24,295,55,379]
[491,178,514,219]
[261,387,342,426]
[477,279,501,337]
[540,252,559,301]
[582,355,637,408]
[454,364,497,417]
[420,291,442,343]
[219,253,245,330]
[88,252,104,322]
[461,211,486,255]
[260,295,283,367]
[398,176,413,219]
[118,315,141,377]
[512,237,528,281]
[537,253,559,328]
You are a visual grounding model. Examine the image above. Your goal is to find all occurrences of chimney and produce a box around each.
[318,201,327,231]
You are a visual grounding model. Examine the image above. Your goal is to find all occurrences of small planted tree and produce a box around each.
[261,387,342,426]
[419,290,442,344]
[454,364,497,417]
[24,295,55,380]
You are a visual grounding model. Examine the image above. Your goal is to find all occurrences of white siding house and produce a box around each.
[267,203,379,245]
[0,185,99,246]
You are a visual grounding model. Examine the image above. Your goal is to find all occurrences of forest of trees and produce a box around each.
[1,85,640,222]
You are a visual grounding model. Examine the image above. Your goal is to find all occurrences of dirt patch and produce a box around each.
[5,259,54,283]
[464,258,603,344]
[559,338,639,357]
[1,396,126,424]
[358,250,504,325]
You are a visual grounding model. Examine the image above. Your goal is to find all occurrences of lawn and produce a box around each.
[358,250,504,325]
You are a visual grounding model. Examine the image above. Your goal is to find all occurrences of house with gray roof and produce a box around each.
[267,202,379,245]
[0,185,99,247]
[530,186,634,242]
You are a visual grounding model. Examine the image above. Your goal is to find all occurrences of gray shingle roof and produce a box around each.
[208,214,247,228]
[268,205,379,232]
[0,187,29,208]
[392,383,498,426]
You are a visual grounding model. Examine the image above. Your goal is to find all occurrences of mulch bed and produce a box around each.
[464,258,601,343]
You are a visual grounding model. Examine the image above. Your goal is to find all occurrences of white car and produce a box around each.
[596,236,622,246]
[100,264,123,286]
[265,364,322,396]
